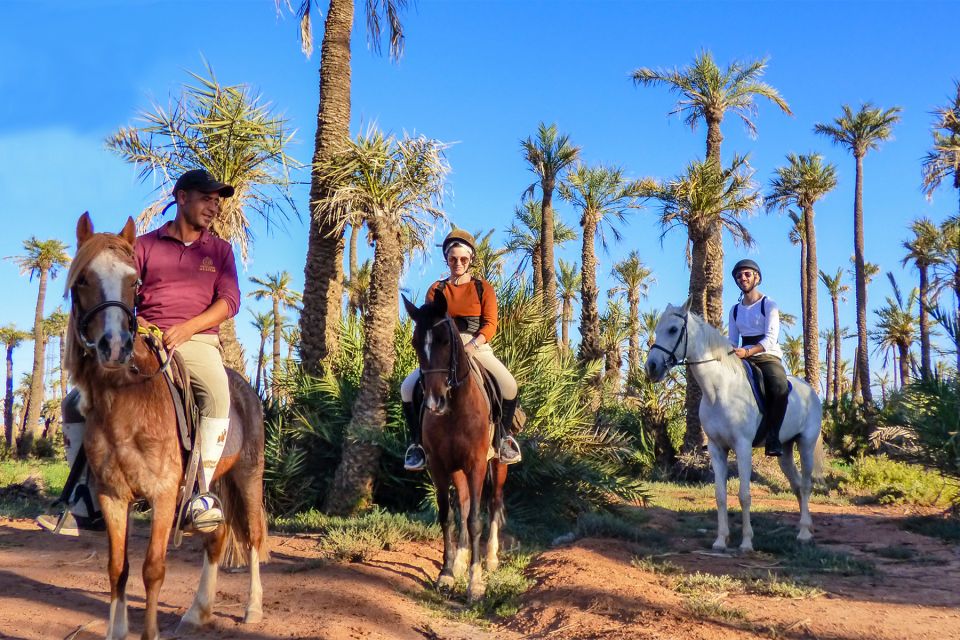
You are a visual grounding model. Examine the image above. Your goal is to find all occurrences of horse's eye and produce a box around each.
[669,327,678,335]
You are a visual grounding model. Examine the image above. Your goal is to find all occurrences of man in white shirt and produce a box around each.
[728,259,790,457]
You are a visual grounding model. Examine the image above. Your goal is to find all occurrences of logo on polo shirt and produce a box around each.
[200,257,217,273]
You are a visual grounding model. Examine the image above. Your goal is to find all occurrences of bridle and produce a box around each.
[419,316,470,391]
[649,311,729,369]
[71,283,139,353]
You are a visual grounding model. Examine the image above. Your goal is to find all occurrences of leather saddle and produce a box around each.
[414,359,503,426]
[742,360,792,447]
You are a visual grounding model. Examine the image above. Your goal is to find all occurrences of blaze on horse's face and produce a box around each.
[645,302,689,382]
[403,291,457,415]
[71,213,139,368]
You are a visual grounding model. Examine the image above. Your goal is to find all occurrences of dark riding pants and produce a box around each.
[747,354,789,442]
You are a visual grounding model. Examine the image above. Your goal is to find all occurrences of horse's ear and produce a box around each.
[433,289,448,316]
[77,212,93,247]
[402,294,419,320]
[119,217,136,246]
[680,297,692,313]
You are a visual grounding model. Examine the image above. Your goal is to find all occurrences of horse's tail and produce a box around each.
[215,475,270,568]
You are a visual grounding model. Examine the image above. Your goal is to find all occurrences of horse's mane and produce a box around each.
[63,233,135,295]
[686,310,744,378]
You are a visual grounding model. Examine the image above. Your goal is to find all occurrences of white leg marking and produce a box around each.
[181,555,218,628]
[245,546,264,624]
[106,595,128,640]
[485,519,500,572]
[467,562,486,602]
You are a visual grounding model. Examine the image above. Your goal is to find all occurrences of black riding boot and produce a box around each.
[402,401,426,471]
[498,398,522,464]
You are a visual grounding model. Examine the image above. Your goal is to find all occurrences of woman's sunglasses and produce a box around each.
[447,256,471,265]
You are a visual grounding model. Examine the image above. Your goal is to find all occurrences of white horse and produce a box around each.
[645,301,823,552]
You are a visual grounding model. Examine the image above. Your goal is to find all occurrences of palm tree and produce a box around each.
[504,197,577,293]
[313,129,449,515]
[471,229,506,283]
[902,217,943,380]
[556,259,581,352]
[871,273,918,389]
[821,329,834,403]
[282,0,409,375]
[815,102,902,408]
[600,300,630,395]
[921,82,960,214]
[521,122,581,323]
[106,63,299,375]
[283,323,301,364]
[43,308,69,401]
[344,259,372,318]
[632,50,791,330]
[0,325,29,449]
[249,272,302,401]
[819,268,849,403]
[931,215,960,371]
[767,153,838,388]
[609,252,655,377]
[787,211,808,336]
[249,310,274,397]
[559,164,643,364]
[7,238,69,456]
[642,156,760,453]
[782,333,805,378]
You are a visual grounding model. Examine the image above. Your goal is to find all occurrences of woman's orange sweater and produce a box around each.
[426,277,498,342]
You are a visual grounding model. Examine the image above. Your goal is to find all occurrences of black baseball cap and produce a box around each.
[172,169,235,198]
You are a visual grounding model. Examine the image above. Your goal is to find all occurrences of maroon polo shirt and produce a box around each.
[134,222,241,334]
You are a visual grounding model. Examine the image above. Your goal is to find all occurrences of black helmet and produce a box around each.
[441,228,477,257]
[732,259,762,281]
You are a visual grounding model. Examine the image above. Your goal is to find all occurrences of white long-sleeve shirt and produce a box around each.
[728,296,784,360]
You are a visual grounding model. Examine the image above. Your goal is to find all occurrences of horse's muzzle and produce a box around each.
[424,392,450,416]
[97,330,134,367]
[645,357,666,383]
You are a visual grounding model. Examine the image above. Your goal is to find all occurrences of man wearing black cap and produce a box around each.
[38,169,242,536]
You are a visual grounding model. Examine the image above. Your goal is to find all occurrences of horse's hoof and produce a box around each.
[711,540,727,551]
[739,543,754,553]
[177,610,211,633]
[436,573,455,591]
[244,608,263,624]
[485,556,500,572]
[797,530,813,544]
[466,580,486,602]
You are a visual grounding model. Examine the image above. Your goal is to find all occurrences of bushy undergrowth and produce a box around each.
[885,376,960,481]
[841,455,958,507]
[265,282,651,540]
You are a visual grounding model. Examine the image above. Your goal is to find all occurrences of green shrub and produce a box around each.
[844,455,958,507]
[887,376,960,481]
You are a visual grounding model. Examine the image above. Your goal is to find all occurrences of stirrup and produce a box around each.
[183,493,224,533]
[404,444,426,471]
[36,510,105,537]
[498,436,522,465]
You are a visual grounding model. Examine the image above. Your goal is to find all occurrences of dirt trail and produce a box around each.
[1,493,958,639]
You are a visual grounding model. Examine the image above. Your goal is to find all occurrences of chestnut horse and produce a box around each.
[403,292,508,602]
[65,213,267,640]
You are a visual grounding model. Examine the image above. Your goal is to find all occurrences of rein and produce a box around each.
[650,311,732,368]
[420,316,470,390]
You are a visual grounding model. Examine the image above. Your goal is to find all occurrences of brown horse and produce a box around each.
[65,213,267,640]
[403,292,508,602]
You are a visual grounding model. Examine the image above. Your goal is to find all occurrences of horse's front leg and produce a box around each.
[734,441,755,552]
[179,510,225,631]
[485,461,507,572]
[142,492,176,640]
[100,495,130,640]
[433,471,456,590]
[451,471,471,579]
[707,441,730,551]
[465,464,486,602]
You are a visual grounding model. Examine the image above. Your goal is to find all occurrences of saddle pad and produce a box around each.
[223,403,244,459]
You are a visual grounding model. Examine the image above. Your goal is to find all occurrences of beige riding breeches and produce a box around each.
[176,334,231,420]
[401,332,518,402]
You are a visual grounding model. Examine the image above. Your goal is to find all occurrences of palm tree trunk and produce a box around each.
[684,229,710,454]
[852,154,874,409]
[897,343,910,388]
[605,344,621,394]
[561,299,571,351]
[255,336,266,397]
[799,232,808,346]
[23,269,48,456]
[58,330,67,400]
[300,0,353,375]
[627,292,640,377]
[219,317,248,379]
[851,345,861,401]
[832,295,842,401]
[325,222,404,515]
[705,119,723,166]
[531,242,543,295]
[824,340,834,405]
[578,214,603,362]
[4,346,13,448]
[918,265,931,380]
[802,204,820,388]
[703,223,725,328]
[540,179,558,337]
[271,298,282,400]
[349,222,360,281]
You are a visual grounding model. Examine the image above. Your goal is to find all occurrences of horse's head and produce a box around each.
[403,291,465,415]
[66,212,139,369]
[645,300,692,382]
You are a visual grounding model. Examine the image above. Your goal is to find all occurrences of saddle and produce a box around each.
[742,360,793,448]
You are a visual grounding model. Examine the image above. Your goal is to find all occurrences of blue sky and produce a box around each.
[0,0,956,391]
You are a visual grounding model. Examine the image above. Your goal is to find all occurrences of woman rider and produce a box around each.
[729,259,789,457]
[401,229,522,471]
